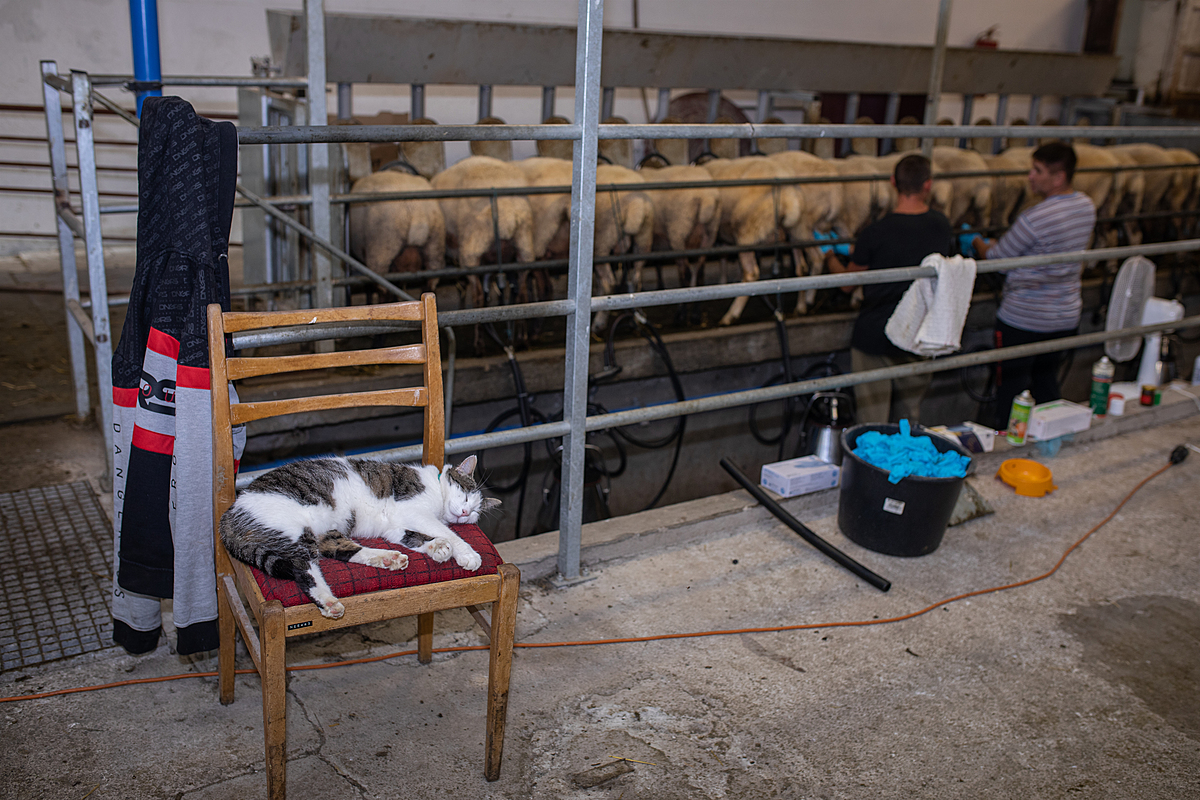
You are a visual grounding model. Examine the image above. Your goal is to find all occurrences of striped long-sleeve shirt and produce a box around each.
[986,191,1096,332]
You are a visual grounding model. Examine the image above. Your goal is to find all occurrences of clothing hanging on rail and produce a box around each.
[110,96,243,655]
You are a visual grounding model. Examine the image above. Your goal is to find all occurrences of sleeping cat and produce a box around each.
[220,454,501,619]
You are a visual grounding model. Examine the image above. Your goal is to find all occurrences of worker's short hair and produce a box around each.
[893,154,932,195]
[1033,141,1077,181]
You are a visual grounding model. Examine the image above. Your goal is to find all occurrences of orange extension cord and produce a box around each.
[0,458,1179,705]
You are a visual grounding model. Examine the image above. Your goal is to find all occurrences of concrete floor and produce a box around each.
[2,397,1199,798]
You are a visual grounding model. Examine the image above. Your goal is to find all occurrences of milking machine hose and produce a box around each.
[720,458,891,592]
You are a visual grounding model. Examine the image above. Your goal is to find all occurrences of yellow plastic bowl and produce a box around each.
[997,458,1056,498]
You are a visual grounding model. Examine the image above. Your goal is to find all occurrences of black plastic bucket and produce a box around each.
[837,423,974,557]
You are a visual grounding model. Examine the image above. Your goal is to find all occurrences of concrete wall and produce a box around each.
[1,0,1089,252]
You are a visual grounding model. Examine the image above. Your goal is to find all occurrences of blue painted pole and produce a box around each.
[129,0,162,116]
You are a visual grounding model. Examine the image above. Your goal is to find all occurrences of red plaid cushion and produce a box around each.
[251,524,502,609]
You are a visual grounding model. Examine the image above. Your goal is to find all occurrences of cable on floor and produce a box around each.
[0,446,1188,705]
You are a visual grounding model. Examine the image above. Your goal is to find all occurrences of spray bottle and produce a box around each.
[1090,355,1115,417]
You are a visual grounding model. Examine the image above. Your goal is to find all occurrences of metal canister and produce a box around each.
[1006,389,1035,445]
[1090,356,1114,417]
[1140,384,1156,406]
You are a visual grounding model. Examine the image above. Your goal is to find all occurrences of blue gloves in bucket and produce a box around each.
[852,419,972,484]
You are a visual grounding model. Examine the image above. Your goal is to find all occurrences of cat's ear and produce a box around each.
[481,496,502,512]
[456,455,477,477]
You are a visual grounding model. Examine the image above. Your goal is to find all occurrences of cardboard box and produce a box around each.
[929,421,996,453]
[1027,399,1092,441]
[760,455,841,498]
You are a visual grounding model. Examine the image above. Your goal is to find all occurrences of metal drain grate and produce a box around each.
[0,482,114,670]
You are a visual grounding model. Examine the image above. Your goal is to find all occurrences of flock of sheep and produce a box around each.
[344,113,1200,333]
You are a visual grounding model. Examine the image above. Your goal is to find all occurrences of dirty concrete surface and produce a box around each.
[2,247,1200,799]
[1,404,1198,798]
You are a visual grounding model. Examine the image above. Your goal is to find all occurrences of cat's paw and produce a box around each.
[355,548,408,571]
[454,548,482,571]
[426,538,454,563]
[318,598,345,619]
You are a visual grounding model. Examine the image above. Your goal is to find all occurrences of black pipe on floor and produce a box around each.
[720,458,891,593]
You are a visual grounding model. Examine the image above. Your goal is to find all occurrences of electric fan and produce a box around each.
[1104,256,1184,386]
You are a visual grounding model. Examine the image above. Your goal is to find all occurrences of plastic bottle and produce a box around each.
[1006,389,1035,446]
[1090,355,1115,417]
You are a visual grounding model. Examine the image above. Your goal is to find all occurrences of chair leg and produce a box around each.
[217,573,237,706]
[261,603,288,800]
[417,612,434,664]
[485,564,520,781]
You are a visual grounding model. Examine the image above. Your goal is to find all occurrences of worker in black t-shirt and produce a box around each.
[825,153,953,424]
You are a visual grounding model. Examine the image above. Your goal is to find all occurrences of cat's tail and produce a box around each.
[220,508,310,581]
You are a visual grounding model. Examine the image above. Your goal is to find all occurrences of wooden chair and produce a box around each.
[208,294,519,799]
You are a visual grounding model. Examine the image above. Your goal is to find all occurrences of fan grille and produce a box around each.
[1104,256,1155,362]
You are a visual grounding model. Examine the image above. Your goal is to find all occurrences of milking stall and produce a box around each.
[3,1,1200,797]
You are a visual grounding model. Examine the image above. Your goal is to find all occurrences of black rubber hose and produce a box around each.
[720,458,892,593]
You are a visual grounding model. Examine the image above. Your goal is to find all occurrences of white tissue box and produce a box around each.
[929,421,996,453]
[760,455,841,498]
[1027,399,1092,441]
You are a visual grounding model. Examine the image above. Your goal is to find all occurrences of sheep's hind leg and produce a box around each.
[718,249,760,326]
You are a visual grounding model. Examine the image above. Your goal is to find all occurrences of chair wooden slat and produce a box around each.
[229,387,428,426]
[227,343,426,380]
[221,301,425,333]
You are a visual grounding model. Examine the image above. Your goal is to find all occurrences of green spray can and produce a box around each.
[1006,389,1035,445]
[1090,356,1114,416]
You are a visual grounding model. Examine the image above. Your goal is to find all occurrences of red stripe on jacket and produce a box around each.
[132,426,174,455]
[147,327,181,360]
[176,364,210,390]
[113,386,139,407]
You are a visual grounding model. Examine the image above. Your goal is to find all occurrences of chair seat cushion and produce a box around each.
[251,524,502,609]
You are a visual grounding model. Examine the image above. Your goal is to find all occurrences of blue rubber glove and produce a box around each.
[813,229,852,258]
[958,224,977,258]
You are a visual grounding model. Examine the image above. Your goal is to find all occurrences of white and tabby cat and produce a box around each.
[220,455,500,619]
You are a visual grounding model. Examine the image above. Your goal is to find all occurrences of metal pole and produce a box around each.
[755,90,773,123]
[841,92,860,156]
[557,0,604,585]
[655,87,671,122]
[706,89,721,123]
[1027,95,1042,144]
[993,93,1009,153]
[336,82,351,119]
[922,0,952,156]
[305,0,334,313]
[541,86,556,121]
[881,91,900,154]
[601,86,615,120]
[41,62,89,421]
[411,84,425,119]
[959,93,974,148]
[71,71,115,489]
[127,0,162,115]
[478,85,493,119]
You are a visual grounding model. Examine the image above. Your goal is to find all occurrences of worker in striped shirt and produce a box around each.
[972,142,1097,430]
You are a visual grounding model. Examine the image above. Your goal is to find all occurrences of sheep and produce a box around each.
[347,169,446,290]
[982,148,1032,230]
[849,116,878,156]
[1005,119,1030,150]
[537,115,574,160]
[513,156,573,263]
[399,118,446,179]
[469,117,513,161]
[640,163,720,299]
[429,156,536,318]
[700,156,803,326]
[767,150,844,313]
[934,118,957,147]
[1162,147,1200,238]
[599,116,634,168]
[808,117,837,159]
[707,116,743,161]
[930,145,993,228]
[832,155,898,239]
[893,116,921,153]
[650,116,690,167]
[593,164,655,328]
[969,118,995,155]
[755,116,789,156]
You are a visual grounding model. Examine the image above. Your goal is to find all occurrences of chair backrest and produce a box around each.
[208,294,444,527]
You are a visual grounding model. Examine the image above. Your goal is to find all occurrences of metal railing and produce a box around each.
[39,0,1200,583]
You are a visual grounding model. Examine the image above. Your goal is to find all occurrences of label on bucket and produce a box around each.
[882,497,906,515]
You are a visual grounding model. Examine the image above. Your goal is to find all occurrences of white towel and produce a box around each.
[885,253,977,357]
